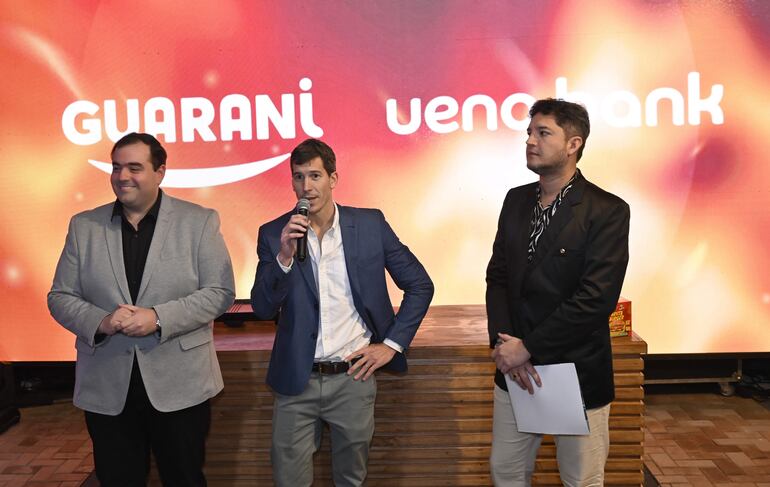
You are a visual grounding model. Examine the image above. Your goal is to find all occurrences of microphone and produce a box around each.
[296,198,310,262]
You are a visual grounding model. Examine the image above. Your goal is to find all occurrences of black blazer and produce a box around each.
[486,172,630,409]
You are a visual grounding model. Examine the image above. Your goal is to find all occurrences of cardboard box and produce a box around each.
[609,297,632,337]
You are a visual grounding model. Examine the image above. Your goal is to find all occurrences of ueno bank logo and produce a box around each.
[386,72,724,134]
[61,78,322,188]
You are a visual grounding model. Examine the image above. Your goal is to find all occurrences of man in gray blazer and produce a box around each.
[48,133,235,486]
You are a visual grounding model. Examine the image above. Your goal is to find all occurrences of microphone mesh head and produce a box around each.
[297,198,311,212]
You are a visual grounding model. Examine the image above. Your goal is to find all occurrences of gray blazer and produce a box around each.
[48,194,235,415]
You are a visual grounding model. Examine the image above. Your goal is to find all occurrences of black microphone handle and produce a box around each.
[296,209,308,262]
[297,231,308,262]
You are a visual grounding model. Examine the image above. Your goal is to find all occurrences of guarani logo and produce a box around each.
[61,78,323,188]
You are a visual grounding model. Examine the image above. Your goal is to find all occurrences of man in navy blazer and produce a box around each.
[251,139,433,486]
[487,99,630,486]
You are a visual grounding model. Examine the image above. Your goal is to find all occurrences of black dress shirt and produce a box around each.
[111,191,163,304]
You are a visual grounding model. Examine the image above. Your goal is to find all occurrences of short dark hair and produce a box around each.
[111,132,167,170]
[529,98,590,161]
[290,139,336,175]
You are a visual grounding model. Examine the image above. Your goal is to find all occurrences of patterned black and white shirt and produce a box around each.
[527,169,580,262]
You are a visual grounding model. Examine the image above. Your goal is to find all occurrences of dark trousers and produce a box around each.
[85,359,211,487]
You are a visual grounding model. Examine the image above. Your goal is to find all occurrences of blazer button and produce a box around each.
[310,333,317,340]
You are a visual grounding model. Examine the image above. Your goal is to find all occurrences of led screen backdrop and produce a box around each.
[2,1,769,360]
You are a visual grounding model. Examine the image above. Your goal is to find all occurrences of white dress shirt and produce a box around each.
[279,204,402,361]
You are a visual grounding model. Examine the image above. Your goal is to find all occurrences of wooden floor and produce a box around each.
[2,390,768,486]
[643,392,770,487]
[0,401,93,487]
[209,307,645,485]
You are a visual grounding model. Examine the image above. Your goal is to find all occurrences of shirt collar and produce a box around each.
[537,168,580,208]
[329,202,340,233]
[306,202,340,239]
[112,189,163,222]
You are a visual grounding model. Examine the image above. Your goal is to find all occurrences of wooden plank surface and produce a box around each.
[204,305,646,486]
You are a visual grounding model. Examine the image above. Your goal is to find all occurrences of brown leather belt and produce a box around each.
[312,357,360,375]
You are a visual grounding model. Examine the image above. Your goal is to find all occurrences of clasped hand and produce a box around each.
[98,305,158,337]
[492,333,542,394]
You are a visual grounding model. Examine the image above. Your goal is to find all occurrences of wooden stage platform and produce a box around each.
[206,304,647,486]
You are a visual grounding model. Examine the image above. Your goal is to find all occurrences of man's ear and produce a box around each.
[156,164,166,183]
[567,136,583,157]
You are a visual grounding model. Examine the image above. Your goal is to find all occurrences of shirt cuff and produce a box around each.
[277,254,293,273]
[383,338,404,354]
[94,313,110,346]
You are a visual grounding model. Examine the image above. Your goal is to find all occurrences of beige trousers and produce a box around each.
[490,385,611,487]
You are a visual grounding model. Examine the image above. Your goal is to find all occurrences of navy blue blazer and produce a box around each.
[251,205,434,396]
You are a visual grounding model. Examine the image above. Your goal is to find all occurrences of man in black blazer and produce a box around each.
[487,99,630,486]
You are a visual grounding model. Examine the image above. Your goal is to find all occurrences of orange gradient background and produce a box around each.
[1,1,769,360]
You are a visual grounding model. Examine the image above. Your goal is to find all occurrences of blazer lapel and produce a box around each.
[511,185,536,267]
[277,210,318,302]
[105,212,132,304]
[525,175,585,272]
[296,252,319,303]
[527,203,573,270]
[135,195,173,304]
[339,207,364,312]
[503,185,535,295]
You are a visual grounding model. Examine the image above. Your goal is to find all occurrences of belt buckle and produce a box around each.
[315,361,349,375]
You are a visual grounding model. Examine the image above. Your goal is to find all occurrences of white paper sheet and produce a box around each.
[504,363,589,435]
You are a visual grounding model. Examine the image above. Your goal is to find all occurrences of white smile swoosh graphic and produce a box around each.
[88,153,289,188]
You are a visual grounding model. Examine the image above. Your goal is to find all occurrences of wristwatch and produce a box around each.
[154,317,161,336]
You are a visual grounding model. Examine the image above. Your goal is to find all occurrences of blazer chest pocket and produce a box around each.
[356,251,384,268]
[555,247,585,259]
[161,247,191,262]
[357,258,384,275]
[547,247,586,281]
